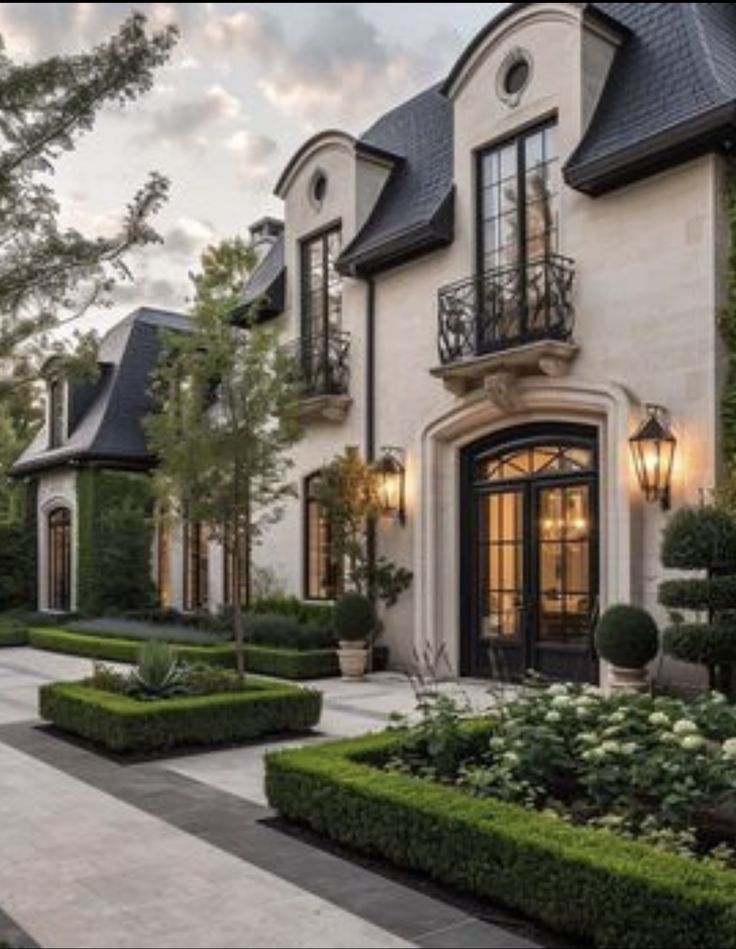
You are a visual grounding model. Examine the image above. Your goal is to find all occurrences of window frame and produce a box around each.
[183,518,209,612]
[299,222,343,344]
[48,377,66,449]
[303,472,342,602]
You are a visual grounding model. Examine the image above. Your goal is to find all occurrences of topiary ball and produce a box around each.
[661,505,736,571]
[595,604,659,669]
[334,592,376,641]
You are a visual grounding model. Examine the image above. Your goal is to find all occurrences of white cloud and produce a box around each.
[134,84,242,146]
[163,217,216,260]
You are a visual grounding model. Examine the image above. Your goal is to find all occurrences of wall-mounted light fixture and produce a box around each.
[374,447,406,525]
[629,404,676,511]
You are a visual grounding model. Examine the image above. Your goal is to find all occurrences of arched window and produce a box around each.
[183,519,208,611]
[48,507,71,611]
[304,473,342,600]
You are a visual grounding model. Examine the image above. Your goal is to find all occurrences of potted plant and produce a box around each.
[595,603,659,693]
[334,591,376,681]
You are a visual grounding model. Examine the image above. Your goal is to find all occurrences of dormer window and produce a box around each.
[48,377,65,449]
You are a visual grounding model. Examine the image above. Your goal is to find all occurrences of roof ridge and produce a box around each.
[686,2,730,102]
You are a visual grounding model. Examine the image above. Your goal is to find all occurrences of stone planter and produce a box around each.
[608,664,649,694]
[338,640,368,680]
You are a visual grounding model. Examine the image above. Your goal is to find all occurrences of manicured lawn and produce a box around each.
[41,676,322,753]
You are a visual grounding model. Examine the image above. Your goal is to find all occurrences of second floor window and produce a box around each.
[478,122,558,275]
[48,378,65,449]
[301,227,342,342]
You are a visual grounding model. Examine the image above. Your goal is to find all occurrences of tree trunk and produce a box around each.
[232,534,245,680]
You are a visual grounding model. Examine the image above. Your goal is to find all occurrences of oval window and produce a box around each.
[504,59,530,96]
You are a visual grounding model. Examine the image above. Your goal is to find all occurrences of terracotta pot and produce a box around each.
[608,664,649,694]
[338,640,368,680]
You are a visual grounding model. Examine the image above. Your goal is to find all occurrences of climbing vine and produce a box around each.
[719,174,736,462]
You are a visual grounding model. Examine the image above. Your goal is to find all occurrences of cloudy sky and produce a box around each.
[0,2,508,332]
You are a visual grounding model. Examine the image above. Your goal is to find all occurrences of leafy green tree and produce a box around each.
[0,12,177,405]
[146,238,301,676]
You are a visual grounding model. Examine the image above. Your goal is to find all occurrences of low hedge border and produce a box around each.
[0,623,28,647]
[265,730,736,949]
[27,628,338,679]
[40,678,322,753]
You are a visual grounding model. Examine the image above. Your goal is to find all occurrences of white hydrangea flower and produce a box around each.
[673,719,698,736]
[648,711,670,728]
[600,740,620,754]
[550,694,572,709]
[545,710,562,724]
[681,734,705,751]
[578,732,599,745]
[620,742,638,756]
[609,711,626,724]
[576,706,592,720]
[547,683,568,697]
[710,692,727,705]
[722,738,736,759]
[502,751,520,767]
[489,736,506,751]
[659,731,680,745]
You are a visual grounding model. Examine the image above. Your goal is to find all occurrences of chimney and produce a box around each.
[249,216,284,263]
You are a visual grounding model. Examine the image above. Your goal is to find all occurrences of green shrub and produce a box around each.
[245,612,335,650]
[248,595,335,630]
[265,731,736,949]
[663,622,736,665]
[40,679,322,754]
[333,592,375,641]
[661,505,736,570]
[595,604,659,668]
[0,618,27,647]
[659,576,736,612]
[130,641,187,699]
[27,627,338,679]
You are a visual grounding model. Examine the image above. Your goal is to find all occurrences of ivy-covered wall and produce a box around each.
[720,174,736,464]
[76,468,156,615]
[0,480,36,610]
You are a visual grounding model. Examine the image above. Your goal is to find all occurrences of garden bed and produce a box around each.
[41,676,322,753]
[27,627,338,679]
[0,621,27,647]
[265,688,736,949]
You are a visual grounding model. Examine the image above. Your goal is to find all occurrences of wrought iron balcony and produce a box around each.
[282,328,351,421]
[437,255,575,366]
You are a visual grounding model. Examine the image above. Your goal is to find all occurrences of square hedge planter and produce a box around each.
[265,730,736,949]
[40,678,322,754]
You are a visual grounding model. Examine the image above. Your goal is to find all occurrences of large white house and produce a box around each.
[14,3,736,683]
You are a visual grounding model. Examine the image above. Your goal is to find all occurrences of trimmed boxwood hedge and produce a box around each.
[0,622,27,647]
[265,730,736,949]
[27,628,338,679]
[40,678,322,753]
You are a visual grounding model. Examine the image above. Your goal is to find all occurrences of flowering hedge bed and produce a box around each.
[266,721,736,948]
[385,683,736,863]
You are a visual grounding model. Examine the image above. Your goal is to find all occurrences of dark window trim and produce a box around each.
[474,114,558,284]
[48,506,72,611]
[183,517,208,612]
[303,472,341,602]
[299,222,342,341]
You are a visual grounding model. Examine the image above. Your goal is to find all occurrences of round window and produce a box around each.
[311,171,327,207]
[497,49,532,107]
[504,59,530,96]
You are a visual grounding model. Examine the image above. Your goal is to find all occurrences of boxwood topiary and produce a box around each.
[333,592,376,642]
[661,506,736,570]
[595,604,659,669]
[663,622,736,666]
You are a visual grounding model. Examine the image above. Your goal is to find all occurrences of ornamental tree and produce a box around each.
[146,238,301,677]
[0,12,177,406]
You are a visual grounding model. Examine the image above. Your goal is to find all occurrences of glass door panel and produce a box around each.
[537,484,591,644]
[479,490,524,643]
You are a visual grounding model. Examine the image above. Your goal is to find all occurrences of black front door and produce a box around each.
[461,424,599,682]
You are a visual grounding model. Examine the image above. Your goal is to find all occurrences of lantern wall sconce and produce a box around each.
[374,447,406,525]
[629,404,676,511]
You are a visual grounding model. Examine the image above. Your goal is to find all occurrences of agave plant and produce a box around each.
[130,640,187,699]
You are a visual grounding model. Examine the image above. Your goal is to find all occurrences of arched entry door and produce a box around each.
[461,423,599,682]
[48,507,72,611]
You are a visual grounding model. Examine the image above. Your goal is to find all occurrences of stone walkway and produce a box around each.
[0,648,571,949]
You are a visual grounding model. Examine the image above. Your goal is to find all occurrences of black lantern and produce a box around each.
[374,447,406,525]
[629,404,676,510]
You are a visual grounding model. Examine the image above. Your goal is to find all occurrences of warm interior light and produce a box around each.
[374,448,406,525]
[629,404,676,510]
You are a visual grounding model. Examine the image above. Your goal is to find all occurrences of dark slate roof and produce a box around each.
[338,83,454,276]
[12,307,190,477]
[566,3,736,193]
[233,234,285,323]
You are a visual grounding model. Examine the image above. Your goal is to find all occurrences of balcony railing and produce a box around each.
[282,328,350,400]
[437,255,575,365]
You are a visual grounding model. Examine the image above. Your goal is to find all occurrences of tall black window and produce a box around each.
[301,227,342,340]
[304,473,341,601]
[223,526,248,607]
[184,520,208,611]
[48,378,65,449]
[478,122,558,274]
[48,507,71,611]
